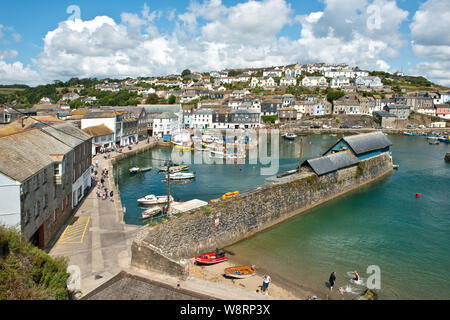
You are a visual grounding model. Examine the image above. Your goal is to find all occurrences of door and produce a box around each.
[30,224,45,249]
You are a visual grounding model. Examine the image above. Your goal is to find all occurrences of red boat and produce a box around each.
[195,249,228,265]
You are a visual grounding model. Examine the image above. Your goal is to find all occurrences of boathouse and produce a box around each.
[302,150,359,176]
[323,132,392,161]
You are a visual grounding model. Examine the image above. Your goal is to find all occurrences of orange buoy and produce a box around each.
[416,193,421,198]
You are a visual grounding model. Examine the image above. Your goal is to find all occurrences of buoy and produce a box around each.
[416,193,421,198]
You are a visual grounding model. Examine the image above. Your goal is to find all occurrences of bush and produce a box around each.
[0,226,71,300]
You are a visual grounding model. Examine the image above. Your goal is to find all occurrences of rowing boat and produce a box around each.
[224,265,257,279]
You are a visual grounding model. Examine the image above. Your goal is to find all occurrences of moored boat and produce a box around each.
[224,265,257,279]
[158,165,189,172]
[282,132,297,140]
[140,166,152,172]
[195,249,228,265]
[166,172,196,180]
[129,167,140,174]
[137,194,174,205]
[141,206,162,219]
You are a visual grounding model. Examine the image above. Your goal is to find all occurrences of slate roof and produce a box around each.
[82,124,114,137]
[82,271,214,300]
[341,132,392,155]
[303,150,359,176]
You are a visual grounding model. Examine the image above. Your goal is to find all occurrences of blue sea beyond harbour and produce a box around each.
[114,134,450,299]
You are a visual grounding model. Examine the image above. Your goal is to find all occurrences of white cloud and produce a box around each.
[3,0,413,85]
[0,58,41,85]
[410,0,450,85]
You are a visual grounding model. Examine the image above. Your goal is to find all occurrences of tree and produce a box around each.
[168,94,176,104]
[145,93,160,104]
[181,69,191,77]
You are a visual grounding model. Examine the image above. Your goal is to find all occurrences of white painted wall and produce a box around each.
[0,173,21,228]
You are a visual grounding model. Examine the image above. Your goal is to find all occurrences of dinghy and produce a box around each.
[224,265,257,279]
[195,249,228,265]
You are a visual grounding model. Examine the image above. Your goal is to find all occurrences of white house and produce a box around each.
[302,76,328,87]
[153,112,179,137]
[325,69,369,78]
[330,76,350,88]
[191,109,213,129]
[280,77,297,86]
[355,76,382,88]
[251,77,275,88]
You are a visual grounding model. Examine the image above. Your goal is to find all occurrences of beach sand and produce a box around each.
[188,258,305,300]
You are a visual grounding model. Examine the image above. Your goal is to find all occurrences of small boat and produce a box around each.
[195,249,228,265]
[140,166,152,172]
[158,165,189,172]
[174,145,193,151]
[141,206,162,219]
[429,140,440,145]
[393,164,399,169]
[129,167,140,174]
[282,132,297,140]
[224,265,257,279]
[137,195,174,205]
[166,172,196,180]
[403,132,414,136]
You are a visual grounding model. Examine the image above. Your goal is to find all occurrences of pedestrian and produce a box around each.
[95,160,99,168]
[329,272,336,292]
[100,178,104,186]
[261,274,271,295]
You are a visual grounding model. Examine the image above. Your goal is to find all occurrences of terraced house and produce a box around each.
[0,121,92,249]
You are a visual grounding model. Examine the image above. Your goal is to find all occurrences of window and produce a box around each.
[35,201,40,218]
[34,175,39,191]
[25,209,30,225]
[42,169,47,184]
[43,194,48,209]
[54,163,60,176]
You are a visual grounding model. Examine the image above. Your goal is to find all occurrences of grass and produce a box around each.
[0,226,72,300]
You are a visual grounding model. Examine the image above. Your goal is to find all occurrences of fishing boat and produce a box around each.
[403,132,414,136]
[282,132,297,140]
[166,172,196,180]
[137,195,174,205]
[129,167,140,174]
[224,265,257,279]
[158,165,189,172]
[195,250,228,265]
[140,166,152,172]
[141,206,162,219]
[438,136,450,143]
[429,140,440,145]
[393,164,399,169]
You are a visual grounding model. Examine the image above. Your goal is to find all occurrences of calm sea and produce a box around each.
[114,134,450,299]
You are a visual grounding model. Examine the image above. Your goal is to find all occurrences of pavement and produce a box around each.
[49,150,141,298]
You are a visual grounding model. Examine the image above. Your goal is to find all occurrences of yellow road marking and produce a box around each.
[57,216,90,244]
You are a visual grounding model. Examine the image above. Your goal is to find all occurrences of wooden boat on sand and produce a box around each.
[224,265,257,279]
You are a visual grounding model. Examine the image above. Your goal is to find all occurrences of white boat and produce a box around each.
[141,206,163,219]
[393,164,399,169]
[140,166,152,172]
[166,172,196,180]
[129,167,140,174]
[137,195,174,205]
[282,132,297,140]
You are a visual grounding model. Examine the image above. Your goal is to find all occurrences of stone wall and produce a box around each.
[131,152,393,278]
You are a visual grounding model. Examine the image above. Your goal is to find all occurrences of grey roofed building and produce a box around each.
[140,104,182,114]
[82,110,116,119]
[154,111,178,119]
[82,271,214,300]
[0,128,72,183]
[302,150,359,176]
[0,123,91,183]
[342,132,392,155]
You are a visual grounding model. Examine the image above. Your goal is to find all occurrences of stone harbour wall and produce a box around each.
[131,152,393,278]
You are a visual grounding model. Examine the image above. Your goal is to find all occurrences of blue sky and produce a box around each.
[0,0,449,86]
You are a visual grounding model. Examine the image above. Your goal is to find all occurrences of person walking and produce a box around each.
[110,190,114,201]
[261,274,271,295]
[329,272,336,292]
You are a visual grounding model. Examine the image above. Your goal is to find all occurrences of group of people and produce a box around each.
[328,270,360,294]
[93,166,113,201]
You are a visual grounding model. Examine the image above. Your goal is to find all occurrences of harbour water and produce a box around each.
[114,134,450,300]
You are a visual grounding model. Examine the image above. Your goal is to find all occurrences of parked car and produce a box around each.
[352,125,363,129]
[407,124,416,129]
[376,126,383,129]
[418,125,426,129]
[340,125,349,129]
[322,125,331,129]
[311,125,320,129]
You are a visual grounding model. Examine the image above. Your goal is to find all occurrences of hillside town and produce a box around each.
[1,63,449,147]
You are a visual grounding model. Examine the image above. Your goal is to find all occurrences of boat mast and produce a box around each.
[167,157,171,214]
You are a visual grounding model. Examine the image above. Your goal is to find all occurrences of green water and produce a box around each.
[115,134,450,299]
